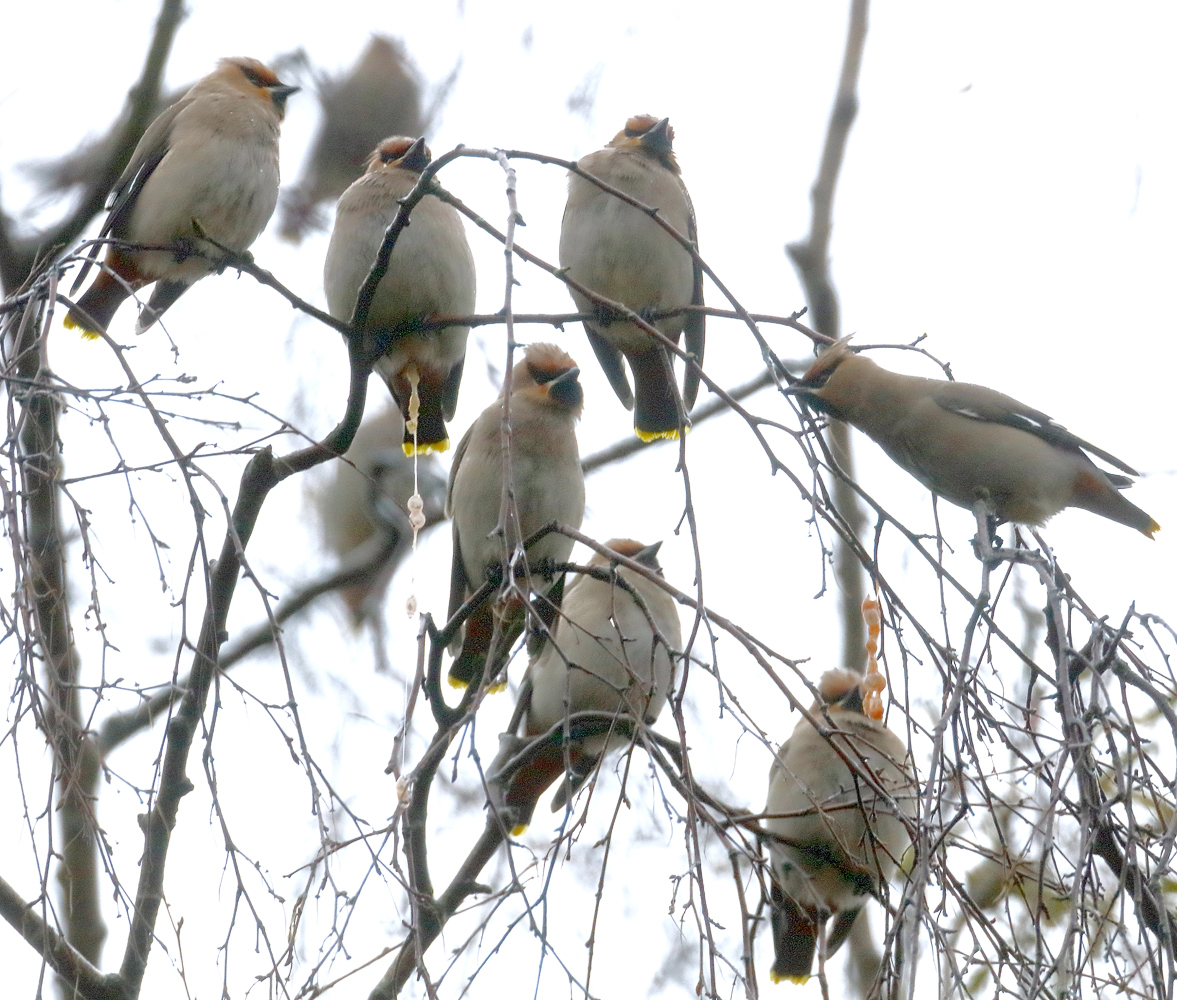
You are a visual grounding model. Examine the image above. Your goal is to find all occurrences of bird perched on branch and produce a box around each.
[279,36,426,242]
[766,668,912,984]
[786,338,1160,538]
[486,538,680,833]
[559,114,704,442]
[314,405,446,625]
[446,343,585,689]
[324,136,476,455]
[65,57,298,337]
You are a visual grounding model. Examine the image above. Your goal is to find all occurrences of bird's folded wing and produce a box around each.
[931,382,1138,476]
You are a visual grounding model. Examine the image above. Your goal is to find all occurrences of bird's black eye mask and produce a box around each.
[527,363,567,385]
[238,65,270,88]
[798,365,837,391]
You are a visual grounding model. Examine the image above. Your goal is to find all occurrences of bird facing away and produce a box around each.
[486,539,681,833]
[766,668,913,984]
[279,36,426,242]
[445,342,586,689]
[65,57,298,337]
[314,404,446,625]
[324,136,476,455]
[787,338,1160,538]
[559,115,704,442]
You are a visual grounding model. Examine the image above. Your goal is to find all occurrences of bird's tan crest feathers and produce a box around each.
[588,538,661,569]
[623,114,673,142]
[817,667,865,707]
[797,336,855,388]
[366,136,431,173]
[596,538,648,560]
[608,115,678,172]
[518,342,577,384]
[221,57,283,88]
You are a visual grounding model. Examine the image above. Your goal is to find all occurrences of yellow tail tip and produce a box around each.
[1145,520,1161,539]
[402,439,449,457]
[635,427,679,443]
[486,679,508,694]
[447,674,469,690]
[768,971,810,986]
[510,823,528,837]
[63,314,101,339]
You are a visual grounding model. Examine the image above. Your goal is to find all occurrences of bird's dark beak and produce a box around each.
[548,366,583,409]
[399,136,431,174]
[633,540,663,569]
[268,84,300,115]
[640,118,673,156]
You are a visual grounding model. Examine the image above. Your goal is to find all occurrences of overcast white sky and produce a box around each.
[3,2,1175,997]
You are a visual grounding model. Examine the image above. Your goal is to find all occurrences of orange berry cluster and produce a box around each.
[861,595,886,720]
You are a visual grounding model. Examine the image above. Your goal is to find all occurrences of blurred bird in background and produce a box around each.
[313,404,447,626]
[23,84,187,205]
[324,136,476,455]
[765,667,913,985]
[280,36,435,242]
[446,343,586,690]
[787,338,1160,538]
[485,538,680,834]
[560,114,704,442]
[64,57,297,336]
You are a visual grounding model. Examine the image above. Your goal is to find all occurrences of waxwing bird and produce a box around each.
[324,136,476,455]
[446,343,586,689]
[65,58,297,336]
[280,36,426,242]
[766,668,913,984]
[787,338,1160,538]
[559,115,704,442]
[486,539,681,833]
[314,405,447,624]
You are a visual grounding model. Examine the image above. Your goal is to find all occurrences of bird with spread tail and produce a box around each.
[485,539,680,834]
[559,115,704,442]
[324,136,476,455]
[766,668,913,984]
[445,343,585,690]
[786,338,1160,538]
[65,58,298,337]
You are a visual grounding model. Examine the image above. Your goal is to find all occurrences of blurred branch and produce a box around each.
[6,277,107,988]
[0,876,126,1000]
[0,0,185,291]
[785,0,870,677]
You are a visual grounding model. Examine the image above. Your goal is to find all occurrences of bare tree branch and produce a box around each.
[0,876,127,1000]
[786,0,870,677]
[0,0,185,291]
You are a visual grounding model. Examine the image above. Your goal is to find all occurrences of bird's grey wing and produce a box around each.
[71,98,191,294]
[584,323,635,410]
[447,521,472,627]
[444,420,476,517]
[439,355,466,422]
[681,184,705,410]
[104,98,192,239]
[931,382,1138,476]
